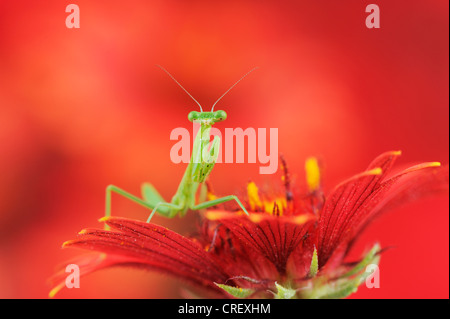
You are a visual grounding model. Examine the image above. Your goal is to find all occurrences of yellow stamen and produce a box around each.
[247,182,263,211]
[305,157,321,192]
[262,198,286,216]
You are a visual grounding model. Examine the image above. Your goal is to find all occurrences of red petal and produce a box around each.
[61,217,229,290]
[318,152,448,268]
[215,214,314,275]
[344,163,449,254]
[317,151,401,267]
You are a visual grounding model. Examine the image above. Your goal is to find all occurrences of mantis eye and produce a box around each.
[188,111,200,122]
[214,110,227,122]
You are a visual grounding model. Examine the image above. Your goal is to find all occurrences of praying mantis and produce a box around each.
[104,66,256,226]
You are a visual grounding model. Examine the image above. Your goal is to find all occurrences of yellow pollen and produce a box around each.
[305,157,321,192]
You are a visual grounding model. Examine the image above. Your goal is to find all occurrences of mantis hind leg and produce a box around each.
[105,184,170,229]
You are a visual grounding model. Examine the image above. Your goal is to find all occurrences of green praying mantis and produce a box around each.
[104,66,257,226]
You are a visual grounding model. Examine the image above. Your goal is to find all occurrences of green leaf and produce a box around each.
[274,282,297,299]
[308,246,319,278]
[302,243,381,299]
[214,283,255,298]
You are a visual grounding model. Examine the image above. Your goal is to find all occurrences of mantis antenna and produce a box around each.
[157,65,204,112]
[211,67,259,112]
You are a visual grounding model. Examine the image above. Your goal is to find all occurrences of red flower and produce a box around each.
[50,151,448,298]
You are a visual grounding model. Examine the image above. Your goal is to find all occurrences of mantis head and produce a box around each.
[188,110,227,125]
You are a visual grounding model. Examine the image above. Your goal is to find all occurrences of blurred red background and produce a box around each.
[0,1,448,298]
